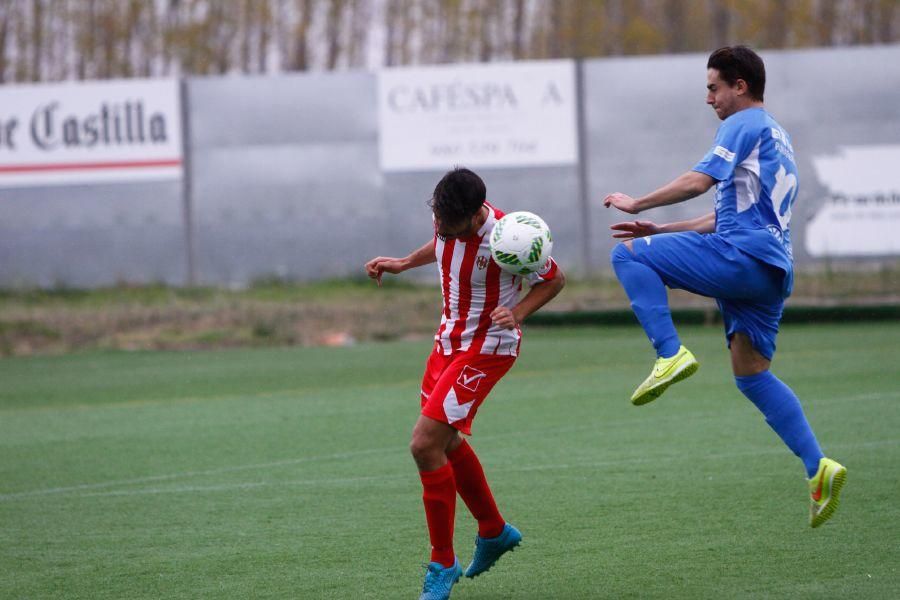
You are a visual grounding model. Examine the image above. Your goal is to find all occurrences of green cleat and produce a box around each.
[630,345,699,406]
[809,457,847,528]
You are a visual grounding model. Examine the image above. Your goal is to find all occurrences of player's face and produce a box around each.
[706,68,740,120]
[434,213,477,241]
[434,205,485,241]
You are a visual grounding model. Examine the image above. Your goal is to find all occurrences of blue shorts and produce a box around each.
[629,232,786,360]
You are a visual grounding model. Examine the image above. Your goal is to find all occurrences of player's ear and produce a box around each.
[734,78,748,96]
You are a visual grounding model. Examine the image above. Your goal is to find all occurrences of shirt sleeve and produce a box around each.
[692,116,757,182]
[524,256,559,285]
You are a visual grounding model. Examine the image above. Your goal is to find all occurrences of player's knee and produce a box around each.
[409,433,440,466]
[729,333,772,376]
[610,242,635,264]
[408,436,426,459]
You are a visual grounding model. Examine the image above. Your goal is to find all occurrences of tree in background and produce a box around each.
[0,0,897,82]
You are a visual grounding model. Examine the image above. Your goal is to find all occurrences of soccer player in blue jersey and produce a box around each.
[603,45,846,527]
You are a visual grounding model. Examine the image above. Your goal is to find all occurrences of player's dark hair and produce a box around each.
[707,45,766,102]
[429,167,486,226]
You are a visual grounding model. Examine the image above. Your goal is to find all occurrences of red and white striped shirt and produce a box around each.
[433,202,559,356]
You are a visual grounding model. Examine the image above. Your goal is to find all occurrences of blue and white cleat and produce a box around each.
[419,557,462,600]
[464,523,522,578]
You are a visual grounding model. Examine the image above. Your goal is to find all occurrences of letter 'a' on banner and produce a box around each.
[377,60,578,172]
[0,78,182,188]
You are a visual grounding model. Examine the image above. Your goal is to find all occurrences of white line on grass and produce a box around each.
[72,474,406,498]
[2,390,896,502]
[0,408,755,500]
[2,438,896,502]
[59,438,900,498]
[66,438,900,499]
[0,447,400,500]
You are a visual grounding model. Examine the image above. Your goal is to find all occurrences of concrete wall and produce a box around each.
[2,44,898,288]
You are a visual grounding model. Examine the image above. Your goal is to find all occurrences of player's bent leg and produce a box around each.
[730,337,825,475]
[611,243,682,360]
[420,557,463,600]
[464,522,522,578]
[728,331,772,377]
[412,416,461,572]
[630,345,700,406]
[447,440,505,539]
[729,333,845,527]
[610,236,714,405]
[410,415,459,471]
[733,367,826,471]
[808,457,847,528]
[449,441,519,579]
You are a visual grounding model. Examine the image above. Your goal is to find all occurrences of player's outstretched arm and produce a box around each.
[364,240,436,286]
[664,211,716,234]
[491,266,566,330]
[610,220,663,239]
[610,212,715,240]
[603,171,716,214]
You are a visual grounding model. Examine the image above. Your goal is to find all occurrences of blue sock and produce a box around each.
[735,371,824,478]
[611,244,681,358]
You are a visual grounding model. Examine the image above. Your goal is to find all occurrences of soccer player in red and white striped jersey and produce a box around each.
[365,168,565,599]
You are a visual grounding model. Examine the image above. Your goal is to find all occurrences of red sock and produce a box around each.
[447,440,505,539]
[419,462,456,567]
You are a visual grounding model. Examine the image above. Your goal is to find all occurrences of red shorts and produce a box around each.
[420,343,517,435]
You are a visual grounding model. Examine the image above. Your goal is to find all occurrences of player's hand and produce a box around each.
[603,192,641,214]
[610,220,662,240]
[364,257,405,286]
[490,306,518,330]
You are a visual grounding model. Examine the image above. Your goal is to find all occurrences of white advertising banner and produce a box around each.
[806,145,900,257]
[0,78,182,187]
[377,60,577,172]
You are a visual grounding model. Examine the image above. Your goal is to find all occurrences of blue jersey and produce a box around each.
[692,107,797,296]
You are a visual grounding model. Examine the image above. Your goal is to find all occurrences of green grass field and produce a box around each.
[2,323,898,599]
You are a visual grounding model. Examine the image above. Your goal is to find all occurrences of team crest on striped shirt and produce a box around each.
[475,255,489,270]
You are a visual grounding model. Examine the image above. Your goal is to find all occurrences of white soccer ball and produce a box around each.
[489,211,553,275]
